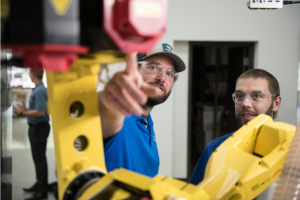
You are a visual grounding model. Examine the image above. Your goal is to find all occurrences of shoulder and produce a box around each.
[40,84,47,93]
[35,83,47,93]
[205,132,235,153]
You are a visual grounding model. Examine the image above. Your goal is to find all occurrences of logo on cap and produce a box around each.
[162,43,173,53]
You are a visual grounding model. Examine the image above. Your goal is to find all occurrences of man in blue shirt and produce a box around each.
[14,69,50,200]
[190,69,282,185]
[99,44,186,177]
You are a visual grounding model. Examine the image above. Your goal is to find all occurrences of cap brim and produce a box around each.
[140,52,186,72]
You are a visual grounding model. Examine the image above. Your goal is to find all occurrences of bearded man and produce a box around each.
[190,69,281,185]
[98,44,186,177]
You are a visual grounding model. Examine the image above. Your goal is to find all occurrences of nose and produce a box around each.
[242,96,252,107]
[155,71,166,82]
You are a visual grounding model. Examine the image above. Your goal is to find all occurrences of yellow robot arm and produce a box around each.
[46,52,126,200]
[200,115,295,199]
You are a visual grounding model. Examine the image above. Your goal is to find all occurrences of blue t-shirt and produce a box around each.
[104,114,160,177]
[189,132,235,185]
[28,82,49,124]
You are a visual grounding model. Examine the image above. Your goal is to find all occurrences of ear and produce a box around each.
[272,96,281,118]
[273,96,281,112]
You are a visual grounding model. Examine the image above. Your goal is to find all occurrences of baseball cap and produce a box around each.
[138,43,186,72]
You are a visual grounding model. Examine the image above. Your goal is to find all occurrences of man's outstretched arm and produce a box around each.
[98,53,160,139]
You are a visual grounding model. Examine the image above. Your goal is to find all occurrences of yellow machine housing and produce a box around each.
[200,115,295,199]
[46,52,126,200]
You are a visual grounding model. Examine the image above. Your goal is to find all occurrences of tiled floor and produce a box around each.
[12,117,57,200]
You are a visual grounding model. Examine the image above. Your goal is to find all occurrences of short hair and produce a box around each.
[236,69,280,117]
[30,70,44,80]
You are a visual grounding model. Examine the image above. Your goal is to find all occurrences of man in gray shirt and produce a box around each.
[14,69,50,200]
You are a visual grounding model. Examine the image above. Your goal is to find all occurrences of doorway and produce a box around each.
[187,42,255,178]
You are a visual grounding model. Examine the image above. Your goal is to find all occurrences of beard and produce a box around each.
[236,103,273,128]
[142,82,172,109]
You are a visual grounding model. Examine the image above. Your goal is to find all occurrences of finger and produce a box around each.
[124,52,138,75]
[141,83,161,98]
[115,74,147,104]
[102,90,131,116]
[106,83,144,116]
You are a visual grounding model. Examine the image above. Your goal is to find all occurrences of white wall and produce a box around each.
[152,0,300,178]
[152,41,189,178]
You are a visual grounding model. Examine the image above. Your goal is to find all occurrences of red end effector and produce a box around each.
[105,0,168,53]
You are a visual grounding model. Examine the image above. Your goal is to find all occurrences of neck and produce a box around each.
[34,79,42,86]
[141,105,153,116]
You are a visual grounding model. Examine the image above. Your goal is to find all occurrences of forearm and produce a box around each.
[22,109,46,117]
[98,92,125,139]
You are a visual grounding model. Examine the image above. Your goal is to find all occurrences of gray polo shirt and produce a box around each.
[27,82,49,124]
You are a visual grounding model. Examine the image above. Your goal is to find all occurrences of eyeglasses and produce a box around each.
[138,61,177,82]
[232,91,278,104]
